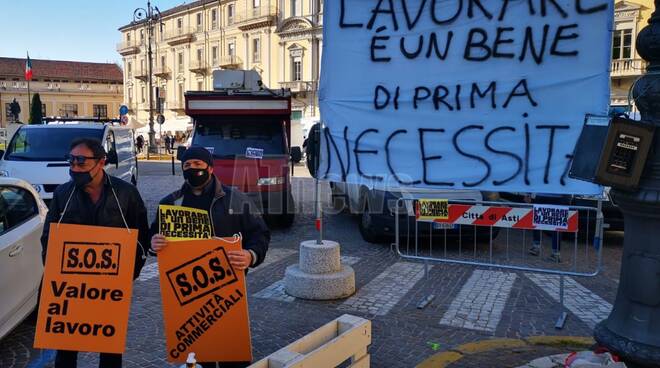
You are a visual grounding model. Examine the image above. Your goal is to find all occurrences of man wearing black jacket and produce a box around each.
[150,146,270,368]
[40,137,149,368]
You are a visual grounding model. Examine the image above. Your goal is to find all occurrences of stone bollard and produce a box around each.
[284,240,355,300]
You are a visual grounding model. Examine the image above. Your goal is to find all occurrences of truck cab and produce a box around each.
[180,70,301,227]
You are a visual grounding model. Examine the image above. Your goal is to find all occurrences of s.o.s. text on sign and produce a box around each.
[34,224,137,354]
[158,238,252,363]
[319,0,610,195]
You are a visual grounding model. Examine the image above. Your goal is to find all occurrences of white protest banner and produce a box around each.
[319,0,611,195]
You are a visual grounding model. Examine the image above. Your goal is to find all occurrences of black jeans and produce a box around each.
[55,350,121,368]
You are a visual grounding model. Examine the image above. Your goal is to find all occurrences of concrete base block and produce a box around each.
[284,264,356,300]
[299,240,341,274]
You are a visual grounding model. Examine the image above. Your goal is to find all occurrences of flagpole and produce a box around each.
[26,53,31,122]
[27,79,30,121]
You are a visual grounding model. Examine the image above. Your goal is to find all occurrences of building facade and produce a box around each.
[611,0,655,113]
[0,58,123,128]
[119,0,650,134]
[118,0,323,139]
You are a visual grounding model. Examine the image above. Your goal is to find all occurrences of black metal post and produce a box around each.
[133,2,161,153]
[594,2,660,366]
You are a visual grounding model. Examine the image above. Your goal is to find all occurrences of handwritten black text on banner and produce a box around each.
[319,0,611,194]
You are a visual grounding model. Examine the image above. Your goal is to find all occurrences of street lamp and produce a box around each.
[593,1,660,366]
[133,1,162,153]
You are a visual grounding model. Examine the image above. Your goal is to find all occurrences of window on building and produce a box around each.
[291,0,301,17]
[197,48,203,62]
[254,0,260,8]
[228,42,236,57]
[127,62,132,78]
[128,88,133,104]
[211,9,218,29]
[63,104,78,117]
[177,18,183,34]
[612,29,633,60]
[141,86,146,103]
[198,81,203,91]
[292,57,302,81]
[253,38,261,63]
[93,104,108,118]
[178,52,184,73]
[212,46,218,65]
[227,4,234,25]
[127,33,131,42]
[196,13,202,31]
[41,104,46,117]
[161,55,166,68]
[178,83,184,102]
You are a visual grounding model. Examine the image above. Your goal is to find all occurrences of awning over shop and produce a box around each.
[135,116,192,138]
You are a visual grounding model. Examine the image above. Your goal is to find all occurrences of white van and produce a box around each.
[0,122,138,204]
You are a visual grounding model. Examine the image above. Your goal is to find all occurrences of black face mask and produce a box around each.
[69,164,100,188]
[184,168,210,188]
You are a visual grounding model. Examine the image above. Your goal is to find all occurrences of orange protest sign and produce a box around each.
[158,238,252,363]
[34,223,137,354]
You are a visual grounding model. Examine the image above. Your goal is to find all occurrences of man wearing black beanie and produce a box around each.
[149,146,269,368]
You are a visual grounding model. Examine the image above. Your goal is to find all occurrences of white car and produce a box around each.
[0,121,139,205]
[0,177,47,339]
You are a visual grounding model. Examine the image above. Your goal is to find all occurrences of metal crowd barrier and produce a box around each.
[393,198,604,328]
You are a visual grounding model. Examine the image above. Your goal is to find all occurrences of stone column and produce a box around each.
[284,240,355,300]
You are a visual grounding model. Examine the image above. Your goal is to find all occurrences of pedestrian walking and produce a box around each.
[150,146,269,368]
[40,138,149,368]
[136,134,144,153]
[164,134,172,154]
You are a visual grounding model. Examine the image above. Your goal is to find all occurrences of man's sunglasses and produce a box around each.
[65,154,102,166]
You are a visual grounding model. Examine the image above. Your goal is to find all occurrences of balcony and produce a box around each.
[134,67,149,81]
[189,60,209,74]
[116,39,142,56]
[235,5,277,30]
[165,27,194,46]
[218,55,243,69]
[611,58,646,78]
[279,81,317,93]
[153,65,171,78]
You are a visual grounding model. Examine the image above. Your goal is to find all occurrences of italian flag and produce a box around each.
[25,54,32,81]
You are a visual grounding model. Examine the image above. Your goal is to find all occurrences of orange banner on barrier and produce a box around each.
[158,238,252,363]
[34,223,137,354]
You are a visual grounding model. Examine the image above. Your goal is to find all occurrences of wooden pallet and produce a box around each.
[249,314,371,368]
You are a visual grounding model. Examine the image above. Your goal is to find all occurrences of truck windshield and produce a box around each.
[193,119,286,158]
[4,127,103,161]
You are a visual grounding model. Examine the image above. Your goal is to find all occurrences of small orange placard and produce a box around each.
[34,223,137,354]
[158,238,252,363]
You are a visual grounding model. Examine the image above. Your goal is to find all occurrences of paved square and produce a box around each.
[440,270,518,332]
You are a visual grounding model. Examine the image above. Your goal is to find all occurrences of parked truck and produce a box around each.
[178,70,302,227]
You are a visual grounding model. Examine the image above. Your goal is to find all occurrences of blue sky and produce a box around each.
[1,0,188,65]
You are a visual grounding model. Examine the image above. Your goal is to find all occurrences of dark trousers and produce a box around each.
[55,350,122,368]
[533,230,561,253]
